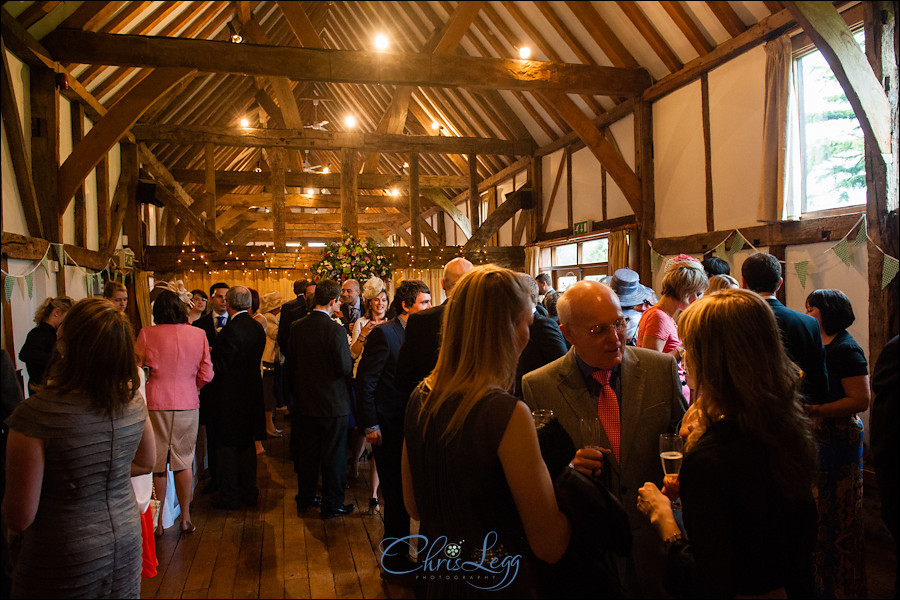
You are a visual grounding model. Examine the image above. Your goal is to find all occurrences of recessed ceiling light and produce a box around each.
[519,46,531,59]
[390,189,400,197]
[374,34,389,51]
[240,118,250,128]
[431,121,440,130]
[402,162,409,169]
[322,166,329,174]
[309,242,326,247]
[345,115,357,128]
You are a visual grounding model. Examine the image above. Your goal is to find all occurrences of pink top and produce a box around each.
[637,306,691,401]
[135,324,214,411]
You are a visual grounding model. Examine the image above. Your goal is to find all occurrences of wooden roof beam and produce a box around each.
[615,1,683,73]
[705,1,749,38]
[42,30,652,96]
[659,1,715,56]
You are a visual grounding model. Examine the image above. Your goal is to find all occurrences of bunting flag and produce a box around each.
[883,255,899,289]
[714,241,727,258]
[728,232,746,257]
[795,261,809,289]
[833,238,852,267]
[24,273,33,299]
[53,243,66,266]
[4,276,15,303]
[854,221,867,247]
[41,256,52,278]
[651,248,665,272]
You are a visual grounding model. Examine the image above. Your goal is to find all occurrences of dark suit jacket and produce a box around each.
[766,299,829,404]
[339,299,362,334]
[394,303,444,399]
[514,311,568,397]
[194,311,225,423]
[355,317,406,430]
[208,312,266,446]
[288,311,353,418]
[277,295,307,359]
[193,311,228,350]
[535,303,549,317]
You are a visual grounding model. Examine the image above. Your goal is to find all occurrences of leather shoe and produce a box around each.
[321,503,356,519]
[296,496,322,512]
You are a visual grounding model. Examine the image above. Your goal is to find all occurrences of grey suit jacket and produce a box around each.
[522,346,687,597]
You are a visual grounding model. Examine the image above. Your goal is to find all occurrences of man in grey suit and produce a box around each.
[523,280,687,598]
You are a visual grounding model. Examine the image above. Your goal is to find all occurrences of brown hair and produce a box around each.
[660,257,708,302]
[679,289,816,499]
[44,298,139,417]
[33,296,74,325]
[102,280,127,299]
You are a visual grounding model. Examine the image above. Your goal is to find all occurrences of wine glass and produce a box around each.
[531,409,554,431]
[579,417,602,450]
[659,433,684,505]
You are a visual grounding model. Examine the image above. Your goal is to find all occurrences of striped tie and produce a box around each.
[591,369,621,462]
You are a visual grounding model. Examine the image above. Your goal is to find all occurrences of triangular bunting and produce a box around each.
[651,249,665,273]
[24,273,33,299]
[833,238,852,267]
[41,256,52,278]
[883,255,899,289]
[3,276,15,303]
[53,243,66,266]
[854,220,867,247]
[794,261,809,289]
[729,233,746,257]
[715,241,727,258]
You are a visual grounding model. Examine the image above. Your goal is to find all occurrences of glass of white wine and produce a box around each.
[659,433,684,506]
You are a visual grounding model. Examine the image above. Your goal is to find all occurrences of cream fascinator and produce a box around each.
[362,276,386,302]
[154,280,195,308]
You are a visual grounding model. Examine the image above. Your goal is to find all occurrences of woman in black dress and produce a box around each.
[17,295,73,392]
[401,265,571,598]
[805,288,870,597]
[637,289,818,598]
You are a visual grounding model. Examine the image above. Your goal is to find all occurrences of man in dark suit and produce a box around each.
[395,257,472,398]
[339,279,362,335]
[742,253,829,404]
[277,279,308,410]
[287,279,356,519]
[355,280,431,574]
[193,281,229,493]
[514,274,567,397]
[208,286,266,510]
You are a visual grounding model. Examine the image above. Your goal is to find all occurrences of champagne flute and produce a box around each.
[659,433,684,505]
[531,409,554,431]
[579,417,602,450]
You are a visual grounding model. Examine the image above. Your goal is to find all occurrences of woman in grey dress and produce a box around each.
[4,298,156,598]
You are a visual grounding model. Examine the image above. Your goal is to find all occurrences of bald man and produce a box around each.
[394,257,473,397]
[523,281,687,598]
[338,279,362,335]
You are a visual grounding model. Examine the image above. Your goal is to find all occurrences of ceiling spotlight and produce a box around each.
[240,117,250,128]
[402,162,409,169]
[374,34,389,51]
[344,115,357,128]
[228,21,243,44]
[322,166,329,174]
[519,46,531,59]
[390,188,400,197]
[431,121,440,130]
[305,188,315,196]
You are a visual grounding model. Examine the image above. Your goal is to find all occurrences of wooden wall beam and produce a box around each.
[341,148,358,236]
[616,1,682,73]
[701,73,714,232]
[203,143,216,232]
[71,103,87,247]
[462,190,526,252]
[29,65,61,244]
[468,153,481,231]
[96,156,110,245]
[659,0,715,55]
[269,147,287,251]
[409,153,421,248]
[105,143,138,256]
[170,169,469,189]
[2,232,110,271]
[43,30,652,96]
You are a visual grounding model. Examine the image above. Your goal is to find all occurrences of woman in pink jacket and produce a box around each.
[136,290,214,535]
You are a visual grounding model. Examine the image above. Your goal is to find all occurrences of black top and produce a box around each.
[354,317,406,430]
[823,329,868,403]
[18,321,57,385]
[404,386,537,598]
[513,311,567,397]
[766,299,830,404]
[668,419,817,598]
[394,303,445,398]
[287,311,352,418]
[277,295,308,359]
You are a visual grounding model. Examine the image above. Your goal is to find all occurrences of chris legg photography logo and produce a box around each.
[380,532,522,591]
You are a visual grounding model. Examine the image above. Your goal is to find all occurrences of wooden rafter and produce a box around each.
[615,1,683,73]
[659,1,715,55]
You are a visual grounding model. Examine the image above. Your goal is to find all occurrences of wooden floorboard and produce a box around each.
[140,413,413,599]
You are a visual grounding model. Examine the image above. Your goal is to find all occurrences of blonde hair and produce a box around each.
[679,289,815,499]
[708,274,739,292]
[103,280,127,298]
[419,265,531,440]
[33,296,74,325]
[661,256,708,301]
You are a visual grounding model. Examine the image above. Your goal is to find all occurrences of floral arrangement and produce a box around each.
[314,233,391,282]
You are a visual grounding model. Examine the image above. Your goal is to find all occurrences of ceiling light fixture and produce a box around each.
[228,21,243,44]
[344,115,357,128]
[374,34,389,51]
[519,46,531,59]
[240,117,250,128]
[322,166,329,174]
[431,121,440,130]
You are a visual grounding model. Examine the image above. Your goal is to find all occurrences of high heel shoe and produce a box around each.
[180,521,196,534]
[368,498,380,515]
[266,427,283,438]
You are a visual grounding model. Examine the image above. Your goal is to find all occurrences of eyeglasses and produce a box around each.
[582,317,630,337]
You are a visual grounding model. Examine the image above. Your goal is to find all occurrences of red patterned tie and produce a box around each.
[591,369,621,462]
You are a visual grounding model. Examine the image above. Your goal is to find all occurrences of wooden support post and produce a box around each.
[468,153,480,231]
[566,148,574,232]
[437,211,447,245]
[634,100,654,280]
[204,142,217,233]
[71,104,87,247]
[96,157,110,249]
[124,181,143,263]
[30,65,62,244]
[409,153,421,249]
[341,148,359,237]
[701,73,714,232]
[270,147,287,252]
[106,143,138,256]
[529,156,542,243]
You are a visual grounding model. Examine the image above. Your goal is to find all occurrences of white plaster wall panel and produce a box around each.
[7,258,57,390]
[29,2,83,42]
[496,179,514,246]
[606,114,637,220]
[64,265,90,302]
[85,168,99,251]
[542,149,568,232]
[653,81,706,238]
[148,205,158,247]
[5,50,29,151]
[2,121,29,236]
[571,147,603,223]
[708,46,766,232]
[59,97,75,245]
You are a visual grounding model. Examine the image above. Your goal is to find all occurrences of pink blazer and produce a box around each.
[135,324,214,411]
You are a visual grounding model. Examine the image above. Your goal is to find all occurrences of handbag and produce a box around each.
[149,483,161,528]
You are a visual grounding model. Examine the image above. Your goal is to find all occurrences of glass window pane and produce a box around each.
[557,274,578,291]
[554,243,577,266]
[584,275,605,283]
[797,30,866,212]
[582,239,609,264]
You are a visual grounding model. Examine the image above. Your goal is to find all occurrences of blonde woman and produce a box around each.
[637,254,708,400]
[708,274,739,293]
[638,290,817,597]
[103,280,128,312]
[402,265,571,596]
[18,296,74,392]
